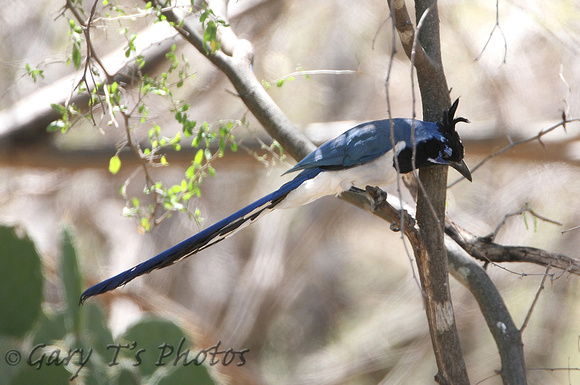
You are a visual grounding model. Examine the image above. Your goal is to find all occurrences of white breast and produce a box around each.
[277,150,397,209]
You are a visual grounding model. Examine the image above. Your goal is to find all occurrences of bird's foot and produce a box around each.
[365,186,387,212]
[365,186,415,232]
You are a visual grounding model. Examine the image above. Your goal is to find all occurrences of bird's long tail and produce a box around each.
[80,168,323,303]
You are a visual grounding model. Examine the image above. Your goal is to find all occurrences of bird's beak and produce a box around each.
[450,160,472,182]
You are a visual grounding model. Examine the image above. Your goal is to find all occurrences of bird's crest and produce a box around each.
[440,98,469,134]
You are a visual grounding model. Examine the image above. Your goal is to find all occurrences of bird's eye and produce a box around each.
[442,146,453,159]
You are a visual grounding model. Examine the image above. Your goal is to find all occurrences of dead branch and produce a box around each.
[475,0,507,63]
[445,219,580,275]
[490,203,563,241]
[445,237,526,385]
[562,225,580,234]
[520,265,551,333]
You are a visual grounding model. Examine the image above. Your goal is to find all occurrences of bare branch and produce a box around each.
[475,0,507,63]
[359,187,526,384]
[520,265,552,333]
[66,0,112,83]
[387,0,437,79]
[445,237,526,385]
[562,225,580,235]
[387,0,468,382]
[449,118,580,187]
[490,203,563,241]
[0,24,179,143]
[446,220,580,275]
[150,0,315,162]
[270,69,360,86]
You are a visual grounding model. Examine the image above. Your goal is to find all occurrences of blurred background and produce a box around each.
[0,0,579,384]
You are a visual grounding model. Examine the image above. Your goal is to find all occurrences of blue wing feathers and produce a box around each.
[80,168,323,303]
[284,120,406,174]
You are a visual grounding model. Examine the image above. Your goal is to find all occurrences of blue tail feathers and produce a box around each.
[79,168,323,304]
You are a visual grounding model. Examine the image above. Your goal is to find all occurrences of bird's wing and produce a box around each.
[283,120,396,174]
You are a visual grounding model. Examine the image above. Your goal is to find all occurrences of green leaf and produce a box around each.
[51,103,67,115]
[25,64,45,82]
[157,359,216,385]
[202,21,219,53]
[0,226,43,337]
[121,318,186,377]
[194,149,204,165]
[60,228,82,333]
[80,302,115,358]
[199,10,208,24]
[47,120,65,133]
[186,164,196,179]
[115,369,139,385]
[10,358,71,385]
[140,217,151,232]
[72,43,82,70]
[32,307,67,346]
[109,155,122,175]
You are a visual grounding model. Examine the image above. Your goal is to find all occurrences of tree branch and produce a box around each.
[448,118,580,187]
[445,237,526,384]
[387,0,469,382]
[152,1,315,161]
[520,265,551,333]
[445,220,580,275]
[361,186,526,384]
[0,23,179,145]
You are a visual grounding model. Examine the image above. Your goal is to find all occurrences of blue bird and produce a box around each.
[80,99,471,303]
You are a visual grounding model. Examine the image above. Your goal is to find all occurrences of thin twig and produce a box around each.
[67,0,111,83]
[445,219,580,276]
[476,366,580,384]
[526,366,580,372]
[371,16,391,50]
[66,0,109,124]
[520,264,552,333]
[385,0,421,293]
[271,69,360,84]
[475,0,507,63]
[92,5,177,23]
[448,118,580,187]
[561,225,580,235]
[491,203,563,241]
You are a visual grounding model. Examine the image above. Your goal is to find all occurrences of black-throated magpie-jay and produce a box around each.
[80,99,471,303]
